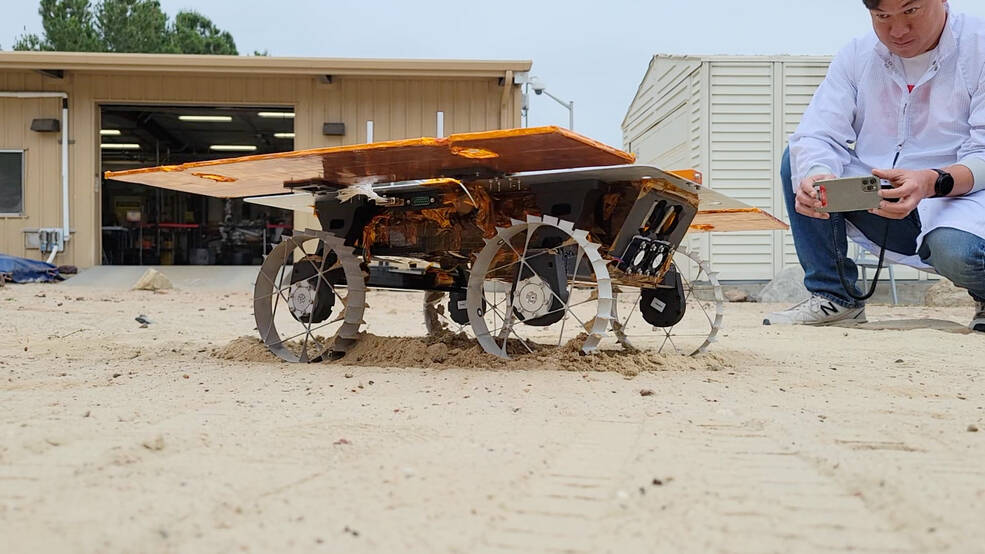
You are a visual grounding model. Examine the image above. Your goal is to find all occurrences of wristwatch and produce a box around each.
[932,169,955,198]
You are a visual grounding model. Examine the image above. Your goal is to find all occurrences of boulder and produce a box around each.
[132,268,173,291]
[924,278,975,307]
[724,288,751,303]
[756,266,810,304]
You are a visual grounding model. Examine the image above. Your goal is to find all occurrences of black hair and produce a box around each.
[863,0,881,8]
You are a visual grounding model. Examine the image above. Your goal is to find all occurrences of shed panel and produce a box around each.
[708,61,776,280]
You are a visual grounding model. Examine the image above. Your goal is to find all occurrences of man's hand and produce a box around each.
[870,168,936,219]
[795,174,836,220]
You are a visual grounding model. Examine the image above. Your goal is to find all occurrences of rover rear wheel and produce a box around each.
[610,244,724,356]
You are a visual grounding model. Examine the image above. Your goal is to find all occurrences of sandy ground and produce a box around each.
[1,281,983,554]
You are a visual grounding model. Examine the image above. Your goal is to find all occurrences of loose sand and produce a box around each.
[1,283,983,553]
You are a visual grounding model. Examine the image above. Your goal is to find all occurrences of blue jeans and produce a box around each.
[781,148,985,306]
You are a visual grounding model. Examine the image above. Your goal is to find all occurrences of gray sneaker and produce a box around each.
[972,301,985,333]
[763,295,867,326]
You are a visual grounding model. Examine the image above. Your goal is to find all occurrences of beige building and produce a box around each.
[0,51,530,268]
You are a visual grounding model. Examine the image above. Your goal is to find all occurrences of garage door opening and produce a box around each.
[100,105,295,265]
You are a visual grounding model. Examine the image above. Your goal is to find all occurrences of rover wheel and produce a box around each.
[253,230,366,363]
[466,215,613,359]
[610,244,724,356]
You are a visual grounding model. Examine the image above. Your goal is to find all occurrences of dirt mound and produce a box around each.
[212,336,280,363]
[213,331,734,374]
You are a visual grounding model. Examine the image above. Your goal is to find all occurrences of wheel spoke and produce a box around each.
[299,249,332,361]
[269,319,338,348]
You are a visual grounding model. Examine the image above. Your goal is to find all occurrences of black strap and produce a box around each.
[832,214,890,302]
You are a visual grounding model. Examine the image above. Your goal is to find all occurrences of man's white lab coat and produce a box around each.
[790,9,985,269]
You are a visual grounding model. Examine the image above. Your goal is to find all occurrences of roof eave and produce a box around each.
[0,51,533,78]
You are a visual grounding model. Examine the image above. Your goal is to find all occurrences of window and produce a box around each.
[0,150,24,215]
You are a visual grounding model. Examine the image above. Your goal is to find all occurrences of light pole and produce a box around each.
[524,76,574,131]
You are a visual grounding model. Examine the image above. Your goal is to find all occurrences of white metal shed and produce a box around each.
[623,54,933,282]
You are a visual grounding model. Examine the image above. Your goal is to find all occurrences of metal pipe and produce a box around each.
[61,97,69,242]
[0,91,71,255]
[540,89,574,131]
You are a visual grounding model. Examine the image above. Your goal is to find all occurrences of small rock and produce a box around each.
[969,424,980,433]
[132,269,173,291]
[925,279,976,307]
[334,438,351,445]
[755,266,810,303]
[640,389,655,397]
[142,436,165,451]
[135,315,152,325]
[652,478,664,486]
[895,359,904,364]
[426,342,449,363]
[112,373,121,378]
[344,373,354,379]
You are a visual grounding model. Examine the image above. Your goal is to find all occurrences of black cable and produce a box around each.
[831,214,890,302]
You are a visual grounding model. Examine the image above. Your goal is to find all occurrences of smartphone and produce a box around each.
[813,176,881,213]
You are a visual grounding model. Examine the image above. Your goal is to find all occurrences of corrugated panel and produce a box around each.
[779,63,828,271]
[623,58,702,148]
[708,62,775,280]
[682,64,710,279]
[0,94,62,260]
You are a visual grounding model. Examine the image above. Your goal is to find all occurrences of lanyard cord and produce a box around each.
[831,214,891,301]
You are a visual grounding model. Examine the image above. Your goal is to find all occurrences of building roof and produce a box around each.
[622,54,835,127]
[0,51,531,78]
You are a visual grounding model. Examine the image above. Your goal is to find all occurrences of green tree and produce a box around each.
[15,0,102,52]
[167,11,237,55]
[13,0,240,55]
[96,0,169,53]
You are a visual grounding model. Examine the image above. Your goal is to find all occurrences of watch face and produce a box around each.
[936,170,955,197]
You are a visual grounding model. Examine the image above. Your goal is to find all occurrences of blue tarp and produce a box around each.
[0,254,61,283]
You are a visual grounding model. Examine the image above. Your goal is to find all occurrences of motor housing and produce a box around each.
[640,267,686,327]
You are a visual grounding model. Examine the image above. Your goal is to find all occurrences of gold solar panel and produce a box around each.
[105,126,636,199]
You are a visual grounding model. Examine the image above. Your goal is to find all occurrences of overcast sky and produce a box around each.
[5,0,985,147]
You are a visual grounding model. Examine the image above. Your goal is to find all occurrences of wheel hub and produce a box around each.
[513,275,554,320]
[288,280,316,319]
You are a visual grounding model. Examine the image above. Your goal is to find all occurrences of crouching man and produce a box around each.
[767,0,985,331]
